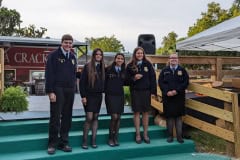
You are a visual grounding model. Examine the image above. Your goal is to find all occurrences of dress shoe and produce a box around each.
[58,145,72,152]
[177,138,184,144]
[114,139,119,146]
[135,136,142,144]
[91,140,98,148]
[47,146,56,155]
[167,137,173,143]
[91,144,98,148]
[81,144,88,150]
[108,139,115,147]
[143,137,150,144]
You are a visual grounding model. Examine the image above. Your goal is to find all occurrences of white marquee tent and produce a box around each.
[176,16,240,52]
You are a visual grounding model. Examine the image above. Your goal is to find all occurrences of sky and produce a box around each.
[2,0,233,52]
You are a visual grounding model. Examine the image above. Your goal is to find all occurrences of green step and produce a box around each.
[0,125,166,154]
[126,153,231,160]
[0,139,195,160]
[0,114,155,136]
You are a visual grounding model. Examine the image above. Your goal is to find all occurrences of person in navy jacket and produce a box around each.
[80,48,105,149]
[105,53,126,147]
[126,47,157,144]
[45,34,77,154]
[158,53,189,143]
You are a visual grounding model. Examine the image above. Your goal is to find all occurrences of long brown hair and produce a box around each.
[128,47,150,67]
[87,48,105,87]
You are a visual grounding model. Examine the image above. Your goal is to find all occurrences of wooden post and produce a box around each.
[232,93,240,158]
[211,58,216,81]
[224,102,235,156]
[216,57,222,81]
[0,48,4,95]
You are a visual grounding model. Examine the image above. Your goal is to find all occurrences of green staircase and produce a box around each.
[0,114,229,160]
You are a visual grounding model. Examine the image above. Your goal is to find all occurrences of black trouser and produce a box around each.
[48,87,75,147]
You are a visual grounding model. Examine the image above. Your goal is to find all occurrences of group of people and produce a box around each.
[45,34,189,155]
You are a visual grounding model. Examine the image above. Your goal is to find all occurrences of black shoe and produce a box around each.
[108,139,115,147]
[47,146,56,155]
[135,136,142,144]
[58,145,72,152]
[143,137,150,144]
[167,137,173,143]
[81,144,88,150]
[91,144,98,148]
[177,138,184,144]
[114,139,119,146]
[91,140,98,148]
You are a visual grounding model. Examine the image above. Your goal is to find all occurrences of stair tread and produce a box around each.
[125,153,230,160]
[0,125,165,142]
[0,139,194,160]
[0,114,134,126]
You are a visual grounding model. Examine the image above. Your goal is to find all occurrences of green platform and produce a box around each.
[0,114,230,160]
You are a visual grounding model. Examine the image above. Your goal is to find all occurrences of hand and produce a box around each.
[134,74,143,81]
[172,90,177,95]
[82,97,87,106]
[167,91,174,97]
[48,93,56,102]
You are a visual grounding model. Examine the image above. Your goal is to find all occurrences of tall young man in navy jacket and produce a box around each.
[45,34,77,154]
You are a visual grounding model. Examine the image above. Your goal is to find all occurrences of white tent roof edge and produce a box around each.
[176,16,240,52]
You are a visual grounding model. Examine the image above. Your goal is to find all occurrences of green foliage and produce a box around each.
[158,31,178,55]
[0,6,47,37]
[0,86,28,112]
[124,86,131,106]
[187,2,239,37]
[85,35,125,52]
[190,129,226,154]
[0,7,21,36]
[16,24,47,38]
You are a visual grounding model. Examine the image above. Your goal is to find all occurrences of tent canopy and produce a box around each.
[176,16,240,52]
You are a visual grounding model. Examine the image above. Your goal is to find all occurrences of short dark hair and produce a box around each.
[61,34,73,42]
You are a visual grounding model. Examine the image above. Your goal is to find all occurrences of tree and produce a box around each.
[0,7,21,36]
[157,32,178,55]
[0,4,47,37]
[229,0,240,17]
[16,24,47,38]
[85,35,125,52]
[188,2,229,37]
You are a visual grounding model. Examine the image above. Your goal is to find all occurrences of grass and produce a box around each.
[189,128,227,155]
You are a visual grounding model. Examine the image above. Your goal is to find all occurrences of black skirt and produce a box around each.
[163,93,186,118]
[105,94,124,114]
[84,93,103,113]
[131,90,150,112]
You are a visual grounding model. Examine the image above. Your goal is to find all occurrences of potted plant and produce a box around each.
[0,86,28,113]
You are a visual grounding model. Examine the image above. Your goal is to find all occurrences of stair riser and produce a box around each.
[0,116,155,136]
[0,129,165,154]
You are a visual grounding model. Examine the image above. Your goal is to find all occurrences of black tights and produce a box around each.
[82,112,99,146]
[109,114,121,144]
[166,116,183,139]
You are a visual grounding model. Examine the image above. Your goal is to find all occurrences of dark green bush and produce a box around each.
[0,86,28,112]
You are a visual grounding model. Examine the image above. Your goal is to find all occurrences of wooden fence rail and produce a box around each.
[147,55,240,81]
